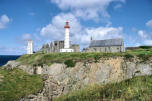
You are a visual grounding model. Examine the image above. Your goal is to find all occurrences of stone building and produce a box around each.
[83,38,125,53]
[54,41,64,52]
[40,40,80,53]
[71,44,80,52]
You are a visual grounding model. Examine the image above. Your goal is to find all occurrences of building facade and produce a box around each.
[40,41,80,53]
[71,44,80,52]
[83,38,125,53]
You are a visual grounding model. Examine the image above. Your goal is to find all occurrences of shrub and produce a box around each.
[64,59,76,67]
[94,54,101,63]
[139,46,151,49]
[124,54,134,59]
[48,63,52,66]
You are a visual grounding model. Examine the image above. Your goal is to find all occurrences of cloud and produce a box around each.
[143,40,152,45]
[146,19,152,28]
[40,13,82,41]
[80,26,123,46]
[138,30,147,38]
[40,13,124,48]
[16,33,32,46]
[21,34,32,41]
[137,30,152,45]
[50,0,125,20]
[0,14,11,29]
[114,4,122,9]
[131,27,137,32]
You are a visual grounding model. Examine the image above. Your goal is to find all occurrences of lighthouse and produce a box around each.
[60,21,74,52]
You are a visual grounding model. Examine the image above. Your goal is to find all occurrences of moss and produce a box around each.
[0,68,43,101]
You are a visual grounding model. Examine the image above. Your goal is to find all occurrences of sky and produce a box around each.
[0,0,152,55]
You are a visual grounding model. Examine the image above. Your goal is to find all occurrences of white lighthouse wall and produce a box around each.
[64,28,70,48]
[27,41,33,54]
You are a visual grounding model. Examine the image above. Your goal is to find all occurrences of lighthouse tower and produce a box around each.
[27,39,33,54]
[60,21,74,52]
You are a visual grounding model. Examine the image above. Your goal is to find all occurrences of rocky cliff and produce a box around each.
[5,57,152,101]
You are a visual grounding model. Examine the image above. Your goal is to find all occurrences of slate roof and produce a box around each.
[89,38,124,47]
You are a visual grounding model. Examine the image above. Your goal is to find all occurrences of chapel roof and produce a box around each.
[89,38,124,47]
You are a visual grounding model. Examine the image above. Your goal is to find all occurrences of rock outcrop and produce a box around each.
[4,57,152,101]
[20,75,64,101]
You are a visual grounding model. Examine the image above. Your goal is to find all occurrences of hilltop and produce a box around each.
[1,47,152,101]
[17,46,152,66]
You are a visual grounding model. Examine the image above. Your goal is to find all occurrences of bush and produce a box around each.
[124,54,134,59]
[94,54,101,63]
[48,63,52,66]
[139,46,151,49]
[64,59,76,67]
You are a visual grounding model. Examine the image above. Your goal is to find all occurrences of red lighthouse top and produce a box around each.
[64,21,70,29]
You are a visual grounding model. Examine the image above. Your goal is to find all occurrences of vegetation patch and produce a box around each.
[124,53,134,60]
[139,46,152,49]
[94,54,101,63]
[137,54,152,62]
[16,48,152,66]
[64,59,76,67]
[0,68,43,101]
[54,75,152,101]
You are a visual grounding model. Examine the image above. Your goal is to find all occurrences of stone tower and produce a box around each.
[60,21,74,52]
[27,40,33,54]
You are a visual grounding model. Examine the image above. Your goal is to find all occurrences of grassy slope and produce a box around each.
[54,75,152,101]
[17,48,152,66]
[17,52,124,66]
[0,68,43,101]
[14,48,152,101]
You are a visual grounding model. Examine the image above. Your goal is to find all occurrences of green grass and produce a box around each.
[54,75,152,101]
[17,52,125,66]
[0,68,43,101]
[126,48,152,56]
[64,59,76,67]
[17,48,152,66]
